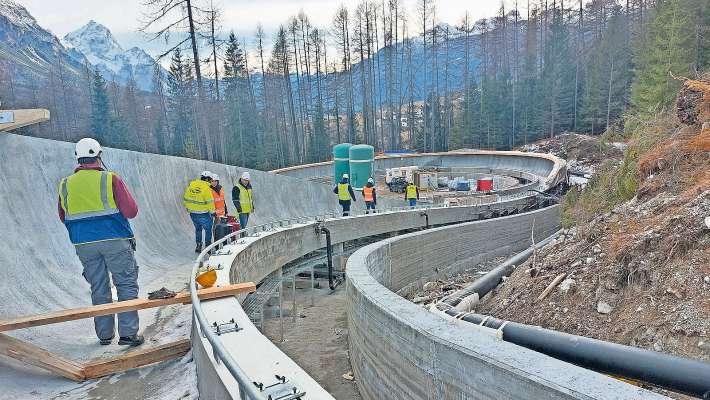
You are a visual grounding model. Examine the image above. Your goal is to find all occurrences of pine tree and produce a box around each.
[166,48,197,157]
[581,8,632,133]
[90,69,110,143]
[631,0,709,116]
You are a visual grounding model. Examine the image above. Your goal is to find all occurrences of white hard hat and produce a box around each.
[368,177,374,183]
[201,171,212,178]
[342,173,349,179]
[241,172,251,180]
[75,138,102,160]
[211,173,220,181]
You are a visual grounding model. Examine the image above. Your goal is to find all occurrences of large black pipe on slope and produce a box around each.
[444,309,710,398]
[317,226,339,290]
[438,231,560,309]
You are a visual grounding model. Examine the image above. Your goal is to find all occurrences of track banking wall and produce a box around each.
[345,206,665,400]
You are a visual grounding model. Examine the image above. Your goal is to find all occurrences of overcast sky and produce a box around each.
[19,0,524,55]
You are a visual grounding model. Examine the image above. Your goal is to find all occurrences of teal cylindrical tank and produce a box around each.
[349,144,375,190]
[333,143,352,183]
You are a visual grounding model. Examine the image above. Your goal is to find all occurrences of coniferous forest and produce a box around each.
[1,0,708,170]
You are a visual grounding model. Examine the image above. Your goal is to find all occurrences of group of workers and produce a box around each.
[333,174,420,216]
[182,170,254,253]
[57,137,419,347]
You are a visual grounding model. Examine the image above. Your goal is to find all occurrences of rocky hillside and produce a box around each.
[477,76,710,372]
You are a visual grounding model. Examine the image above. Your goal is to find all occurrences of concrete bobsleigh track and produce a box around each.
[0,133,337,400]
[1,132,659,399]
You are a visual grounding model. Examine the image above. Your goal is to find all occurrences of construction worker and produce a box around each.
[183,171,216,253]
[232,172,254,229]
[405,180,419,207]
[58,138,143,347]
[334,173,357,216]
[210,173,227,220]
[363,177,377,214]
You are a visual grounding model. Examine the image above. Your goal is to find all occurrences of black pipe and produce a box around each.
[446,310,710,398]
[419,211,429,229]
[438,231,560,309]
[318,226,339,290]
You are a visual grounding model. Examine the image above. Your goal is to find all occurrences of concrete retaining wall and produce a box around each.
[346,206,666,400]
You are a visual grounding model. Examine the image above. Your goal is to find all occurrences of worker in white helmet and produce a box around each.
[58,138,143,347]
[232,171,254,228]
[363,177,377,214]
[333,173,356,216]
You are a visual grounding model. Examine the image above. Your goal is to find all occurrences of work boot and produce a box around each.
[99,335,114,345]
[195,242,202,253]
[118,334,144,347]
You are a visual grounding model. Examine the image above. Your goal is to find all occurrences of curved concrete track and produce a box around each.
[0,133,337,400]
[274,150,567,191]
[0,132,576,399]
[345,206,666,400]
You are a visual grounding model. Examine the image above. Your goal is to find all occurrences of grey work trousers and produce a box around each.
[75,239,139,339]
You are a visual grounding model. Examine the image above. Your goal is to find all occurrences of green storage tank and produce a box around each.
[333,143,353,183]
[349,144,375,190]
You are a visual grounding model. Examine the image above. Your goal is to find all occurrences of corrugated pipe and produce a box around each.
[444,310,710,398]
[437,230,561,311]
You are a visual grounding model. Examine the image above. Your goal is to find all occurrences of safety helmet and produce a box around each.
[201,171,212,179]
[195,269,217,288]
[241,172,251,180]
[342,173,349,179]
[368,177,374,183]
[211,173,220,181]
[75,138,102,160]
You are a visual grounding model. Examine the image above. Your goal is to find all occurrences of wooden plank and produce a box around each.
[0,109,50,132]
[0,333,85,381]
[83,339,191,380]
[0,283,255,332]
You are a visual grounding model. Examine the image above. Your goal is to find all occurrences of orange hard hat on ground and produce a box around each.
[196,269,217,288]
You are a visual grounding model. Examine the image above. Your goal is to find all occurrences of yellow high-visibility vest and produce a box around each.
[237,182,254,213]
[406,184,417,199]
[338,183,352,201]
[59,170,119,221]
[183,179,215,213]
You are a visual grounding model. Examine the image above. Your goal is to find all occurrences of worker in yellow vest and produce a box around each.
[232,172,254,228]
[405,180,419,207]
[362,177,377,214]
[183,171,216,253]
[333,173,357,216]
[58,138,143,347]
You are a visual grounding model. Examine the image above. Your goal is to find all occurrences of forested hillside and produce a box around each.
[1,0,708,171]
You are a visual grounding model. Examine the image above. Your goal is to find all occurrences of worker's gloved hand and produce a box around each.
[129,238,137,251]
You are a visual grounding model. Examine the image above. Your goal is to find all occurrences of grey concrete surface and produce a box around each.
[193,197,543,399]
[345,206,667,400]
[0,132,337,399]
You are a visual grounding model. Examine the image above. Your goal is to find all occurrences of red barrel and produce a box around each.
[477,178,493,191]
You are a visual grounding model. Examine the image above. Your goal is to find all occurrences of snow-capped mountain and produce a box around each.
[0,0,85,75]
[63,20,159,91]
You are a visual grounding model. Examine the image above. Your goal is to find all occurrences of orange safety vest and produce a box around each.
[212,187,226,217]
[363,186,374,202]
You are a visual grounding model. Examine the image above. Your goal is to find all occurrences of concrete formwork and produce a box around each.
[345,206,666,400]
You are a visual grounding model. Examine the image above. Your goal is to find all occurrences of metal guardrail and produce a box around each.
[188,189,547,399]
